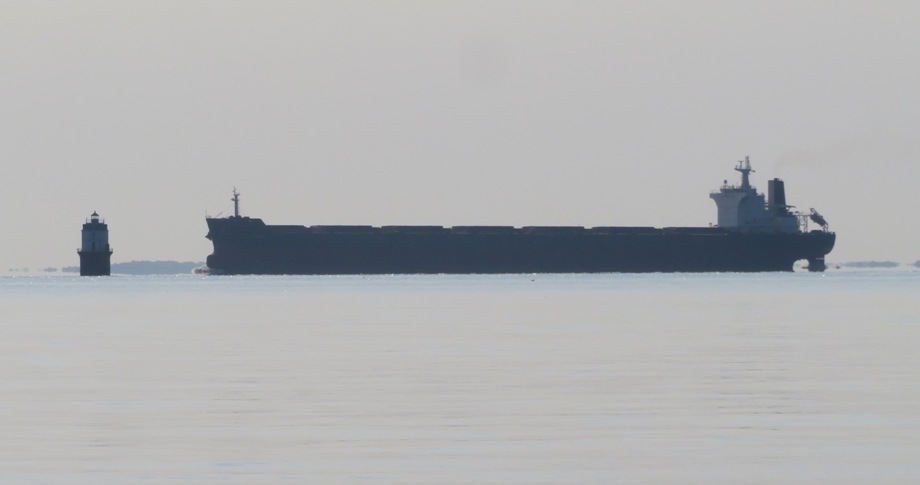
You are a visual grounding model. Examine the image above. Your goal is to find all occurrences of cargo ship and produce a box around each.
[205,158,835,274]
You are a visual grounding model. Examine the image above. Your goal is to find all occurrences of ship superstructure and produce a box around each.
[710,156,801,233]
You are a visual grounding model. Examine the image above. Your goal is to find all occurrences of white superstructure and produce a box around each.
[710,157,801,234]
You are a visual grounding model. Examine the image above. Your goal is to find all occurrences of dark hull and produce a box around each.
[205,217,836,274]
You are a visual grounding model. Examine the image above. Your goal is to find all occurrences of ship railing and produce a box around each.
[712,183,757,193]
[795,212,809,232]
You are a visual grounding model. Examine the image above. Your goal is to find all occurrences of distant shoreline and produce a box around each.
[5,260,918,275]
[60,260,205,275]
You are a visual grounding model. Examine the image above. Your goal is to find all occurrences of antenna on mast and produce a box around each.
[232,188,240,217]
[734,156,754,190]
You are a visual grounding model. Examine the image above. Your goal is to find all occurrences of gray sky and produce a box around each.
[2,1,919,271]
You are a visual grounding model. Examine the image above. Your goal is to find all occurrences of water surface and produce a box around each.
[1,272,918,483]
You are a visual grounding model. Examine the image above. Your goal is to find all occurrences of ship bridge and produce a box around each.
[710,157,800,234]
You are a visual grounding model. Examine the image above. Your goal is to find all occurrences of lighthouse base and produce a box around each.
[78,250,112,276]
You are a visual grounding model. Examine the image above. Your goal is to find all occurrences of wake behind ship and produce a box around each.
[205,158,835,274]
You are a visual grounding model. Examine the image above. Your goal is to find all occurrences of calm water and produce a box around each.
[1,271,918,484]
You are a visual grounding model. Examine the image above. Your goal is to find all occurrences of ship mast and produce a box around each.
[735,156,754,190]
[232,188,240,217]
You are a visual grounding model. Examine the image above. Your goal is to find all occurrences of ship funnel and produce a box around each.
[768,179,787,214]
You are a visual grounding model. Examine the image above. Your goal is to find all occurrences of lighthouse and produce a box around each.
[78,212,113,276]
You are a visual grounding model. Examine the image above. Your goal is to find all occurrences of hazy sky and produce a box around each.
[2,1,919,271]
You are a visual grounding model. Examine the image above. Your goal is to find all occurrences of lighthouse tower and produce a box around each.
[78,212,113,276]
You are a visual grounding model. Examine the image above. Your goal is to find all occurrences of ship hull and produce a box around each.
[205,218,836,275]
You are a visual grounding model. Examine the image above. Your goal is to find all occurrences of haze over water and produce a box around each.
[1,271,918,483]
[4,2,920,269]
